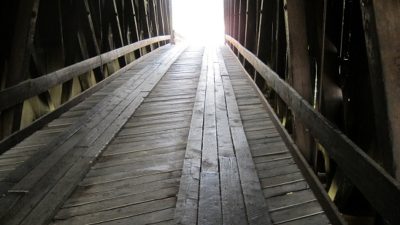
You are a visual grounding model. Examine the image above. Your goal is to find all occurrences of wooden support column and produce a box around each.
[229,0,235,40]
[224,0,230,38]
[162,0,170,36]
[256,0,273,65]
[149,0,160,48]
[82,0,104,82]
[167,0,174,43]
[244,0,257,53]
[0,0,40,138]
[255,0,264,63]
[157,0,165,35]
[283,0,313,162]
[237,0,245,47]
[144,0,154,49]
[360,0,400,177]
[112,0,125,48]
[233,0,239,53]
[136,0,152,52]
[112,0,127,66]
[76,32,96,91]
[129,0,141,56]
[243,0,257,73]
[59,0,80,103]
[155,0,166,45]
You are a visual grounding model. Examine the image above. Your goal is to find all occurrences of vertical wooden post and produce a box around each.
[129,0,141,56]
[255,0,264,63]
[244,0,256,52]
[156,0,166,45]
[82,0,104,82]
[243,0,256,73]
[60,0,79,103]
[233,0,239,53]
[0,0,40,138]
[360,0,400,177]
[168,0,174,44]
[283,0,313,162]
[145,0,153,49]
[162,0,170,36]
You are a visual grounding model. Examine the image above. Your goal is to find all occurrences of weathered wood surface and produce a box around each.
[174,48,208,225]
[0,44,341,225]
[50,46,204,225]
[0,45,169,156]
[220,46,332,225]
[0,45,171,194]
[226,34,400,225]
[175,47,269,225]
[0,36,171,112]
[0,44,185,225]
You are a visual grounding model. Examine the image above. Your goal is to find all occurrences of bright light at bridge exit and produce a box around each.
[172,0,225,46]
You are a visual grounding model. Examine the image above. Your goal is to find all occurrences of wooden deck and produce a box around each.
[0,44,332,225]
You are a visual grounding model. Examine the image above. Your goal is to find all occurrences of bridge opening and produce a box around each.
[172,0,225,45]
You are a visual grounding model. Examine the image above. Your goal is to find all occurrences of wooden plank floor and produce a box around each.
[0,44,187,225]
[50,47,204,225]
[220,46,331,225]
[0,44,334,225]
[0,45,170,189]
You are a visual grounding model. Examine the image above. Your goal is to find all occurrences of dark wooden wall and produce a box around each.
[224,0,400,224]
[0,0,172,140]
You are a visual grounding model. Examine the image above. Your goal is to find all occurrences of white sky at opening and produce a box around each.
[172,0,225,46]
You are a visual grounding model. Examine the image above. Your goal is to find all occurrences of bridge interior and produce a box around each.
[0,1,399,225]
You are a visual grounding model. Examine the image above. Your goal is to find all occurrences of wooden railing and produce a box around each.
[0,35,170,112]
[225,35,400,225]
[0,35,170,152]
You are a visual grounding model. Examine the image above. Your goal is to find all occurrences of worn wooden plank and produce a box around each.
[83,156,178,181]
[101,142,186,159]
[263,180,309,198]
[53,197,176,225]
[219,157,248,225]
[198,172,222,225]
[118,122,189,136]
[215,58,247,225]
[174,48,207,225]
[201,57,218,172]
[197,49,222,225]
[56,187,177,219]
[267,189,316,211]
[256,158,295,171]
[278,213,329,225]
[73,171,181,198]
[87,152,185,178]
[260,172,304,188]
[113,128,189,144]
[222,74,272,224]
[270,200,325,224]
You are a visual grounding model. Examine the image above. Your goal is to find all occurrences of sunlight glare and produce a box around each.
[172,0,225,46]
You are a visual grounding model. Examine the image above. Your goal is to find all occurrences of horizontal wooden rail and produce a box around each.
[225,35,400,225]
[0,35,170,112]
